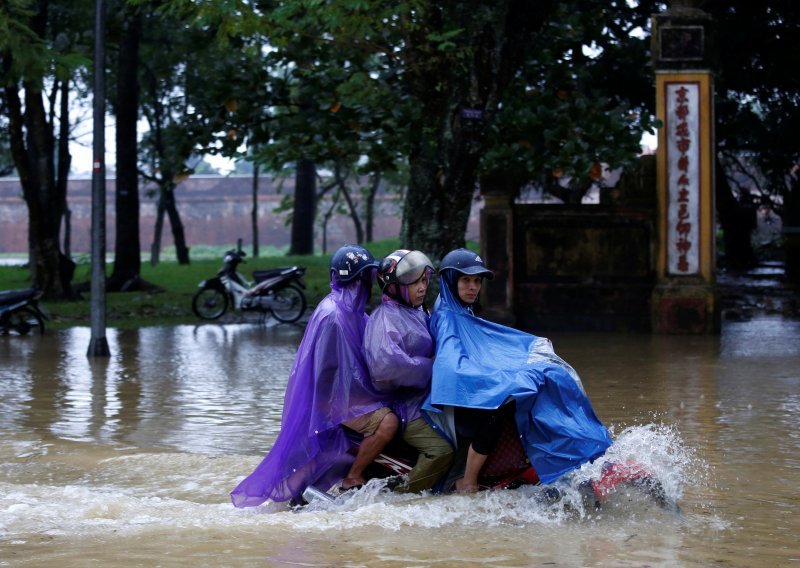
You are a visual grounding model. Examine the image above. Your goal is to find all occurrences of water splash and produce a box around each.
[563,419,695,509]
[282,421,704,528]
[0,422,709,540]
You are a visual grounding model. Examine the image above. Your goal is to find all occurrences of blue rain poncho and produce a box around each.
[425,273,612,484]
[230,277,391,506]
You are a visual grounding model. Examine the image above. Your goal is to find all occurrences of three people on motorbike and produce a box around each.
[231,244,613,507]
[230,244,449,507]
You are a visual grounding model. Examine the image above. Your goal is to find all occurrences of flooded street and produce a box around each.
[1,319,799,567]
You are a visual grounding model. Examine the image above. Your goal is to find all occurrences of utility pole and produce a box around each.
[87,0,110,357]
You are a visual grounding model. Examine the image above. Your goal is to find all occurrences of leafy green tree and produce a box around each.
[1,0,90,298]
[157,0,662,260]
[136,12,245,265]
[252,25,406,253]
[482,1,659,203]
[394,1,552,258]
[702,1,800,273]
[151,0,410,254]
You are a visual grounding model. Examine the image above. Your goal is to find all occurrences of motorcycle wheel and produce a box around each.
[270,285,307,323]
[2,306,45,335]
[192,288,229,320]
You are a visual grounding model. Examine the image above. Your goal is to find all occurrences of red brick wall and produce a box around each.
[0,176,480,254]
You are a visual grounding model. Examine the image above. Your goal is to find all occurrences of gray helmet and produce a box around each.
[377,249,434,291]
[439,248,494,279]
[330,244,379,284]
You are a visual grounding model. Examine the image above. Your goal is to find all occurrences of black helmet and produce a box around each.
[377,249,434,291]
[330,244,380,284]
[439,248,494,279]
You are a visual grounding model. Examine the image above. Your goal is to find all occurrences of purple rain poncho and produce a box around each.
[424,272,613,485]
[230,277,390,507]
[364,295,434,425]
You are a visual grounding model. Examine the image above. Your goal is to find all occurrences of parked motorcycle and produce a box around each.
[192,246,307,323]
[0,288,48,335]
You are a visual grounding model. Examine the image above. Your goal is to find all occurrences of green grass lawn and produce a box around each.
[1,239,405,330]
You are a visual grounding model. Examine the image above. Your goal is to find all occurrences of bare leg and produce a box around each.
[454,445,488,493]
[341,412,399,490]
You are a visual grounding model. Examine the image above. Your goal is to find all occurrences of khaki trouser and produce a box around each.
[342,406,392,436]
[399,417,454,493]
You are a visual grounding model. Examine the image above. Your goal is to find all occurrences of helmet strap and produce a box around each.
[384,282,413,307]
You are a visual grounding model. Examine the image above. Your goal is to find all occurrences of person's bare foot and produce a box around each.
[454,478,479,493]
[340,476,365,491]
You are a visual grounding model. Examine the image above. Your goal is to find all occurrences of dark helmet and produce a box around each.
[439,248,494,279]
[330,244,380,284]
[377,249,434,291]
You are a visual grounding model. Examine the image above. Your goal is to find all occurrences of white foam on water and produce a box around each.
[1,422,719,541]
[567,419,704,502]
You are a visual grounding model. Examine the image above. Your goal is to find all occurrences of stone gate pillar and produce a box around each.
[651,1,719,333]
[479,177,515,324]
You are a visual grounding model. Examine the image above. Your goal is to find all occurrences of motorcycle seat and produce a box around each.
[0,288,37,305]
[253,268,290,282]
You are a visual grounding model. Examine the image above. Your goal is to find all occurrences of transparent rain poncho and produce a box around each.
[230,277,390,506]
[363,295,434,425]
[424,271,613,484]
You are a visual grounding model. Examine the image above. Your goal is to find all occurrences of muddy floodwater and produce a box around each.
[1,318,799,567]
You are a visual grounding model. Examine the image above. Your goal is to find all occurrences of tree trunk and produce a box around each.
[341,185,364,244]
[28,83,74,298]
[320,187,341,255]
[57,78,72,258]
[109,9,143,290]
[5,79,74,298]
[400,1,551,259]
[403,142,478,260]
[63,209,72,258]
[252,162,260,257]
[164,187,190,264]
[290,158,316,255]
[3,1,75,299]
[783,171,800,284]
[365,173,379,243]
[716,156,757,270]
[150,191,166,266]
[335,164,364,244]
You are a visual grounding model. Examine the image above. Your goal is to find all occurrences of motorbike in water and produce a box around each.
[0,288,48,335]
[300,414,671,511]
[192,246,307,324]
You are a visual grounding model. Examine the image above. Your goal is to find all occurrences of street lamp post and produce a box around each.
[87,0,110,357]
